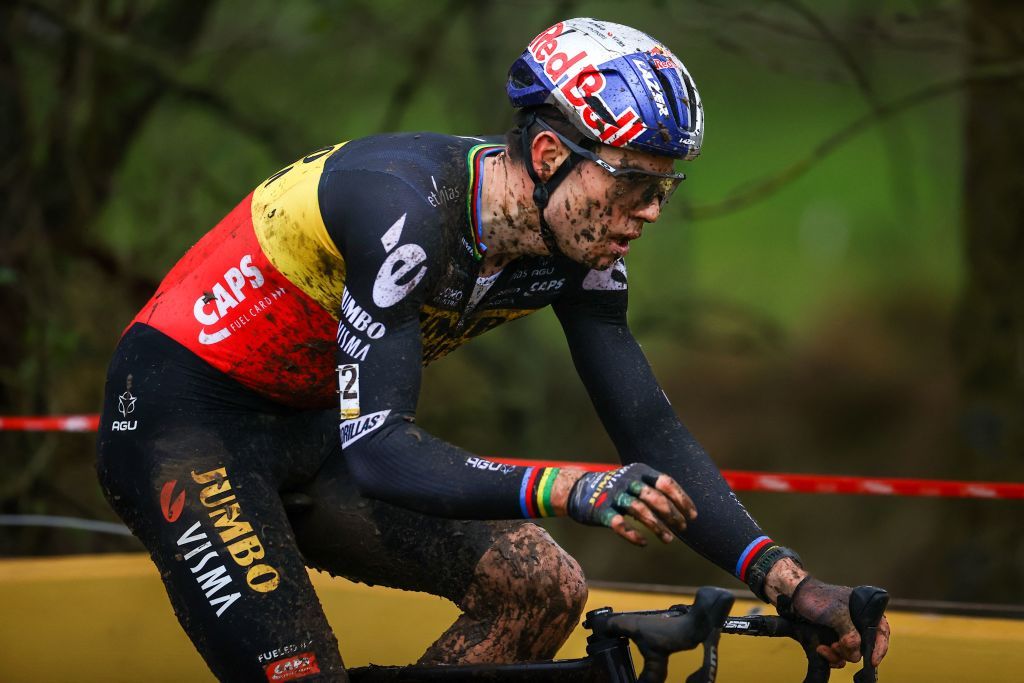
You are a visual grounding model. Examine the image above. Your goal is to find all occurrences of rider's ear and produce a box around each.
[530,131,570,182]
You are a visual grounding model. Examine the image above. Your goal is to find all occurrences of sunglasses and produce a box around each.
[531,117,686,207]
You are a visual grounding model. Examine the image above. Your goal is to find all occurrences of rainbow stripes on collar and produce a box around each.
[465,143,505,261]
[519,466,560,518]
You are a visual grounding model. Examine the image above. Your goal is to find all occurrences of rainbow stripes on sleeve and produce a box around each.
[735,535,775,581]
[519,466,560,518]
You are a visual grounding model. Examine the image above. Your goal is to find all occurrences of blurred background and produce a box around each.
[1,0,1022,607]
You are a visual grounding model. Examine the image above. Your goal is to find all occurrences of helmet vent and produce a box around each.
[678,70,698,133]
[584,91,615,126]
[510,63,536,88]
[653,67,684,130]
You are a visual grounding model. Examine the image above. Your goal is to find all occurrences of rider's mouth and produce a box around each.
[610,229,642,254]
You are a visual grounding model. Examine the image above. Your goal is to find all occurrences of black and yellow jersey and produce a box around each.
[132,133,621,406]
[127,132,769,578]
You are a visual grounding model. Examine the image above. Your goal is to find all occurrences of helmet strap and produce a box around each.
[520,112,584,259]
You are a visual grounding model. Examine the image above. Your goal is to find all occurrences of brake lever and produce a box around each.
[589,586,733,683]
[850,586,889,683]
[789,585,889,683]
[685,624,723,683]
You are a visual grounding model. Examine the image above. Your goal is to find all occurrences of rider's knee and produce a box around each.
[467,523,588,624]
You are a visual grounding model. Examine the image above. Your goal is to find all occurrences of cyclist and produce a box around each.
[96,18,889,681]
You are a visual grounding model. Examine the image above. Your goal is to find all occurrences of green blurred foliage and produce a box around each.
[3,0,1021,604]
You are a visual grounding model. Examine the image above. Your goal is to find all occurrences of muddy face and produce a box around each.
[544,146,677,270]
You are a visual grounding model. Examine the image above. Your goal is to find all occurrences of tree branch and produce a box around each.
[692,1,967,54]
[379,0,470,132]
[20,0,297,158]
[683,61,1024,221]
[781,0,920,212]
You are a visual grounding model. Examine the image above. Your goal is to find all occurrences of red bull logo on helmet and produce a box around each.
[648,45,677,70]
[528,22,645,147]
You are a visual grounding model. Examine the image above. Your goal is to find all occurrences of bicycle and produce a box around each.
[345,584,889,682]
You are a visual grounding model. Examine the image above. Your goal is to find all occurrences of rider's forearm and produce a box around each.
[612,390,808,601]
[556,301,795,593]
[344,415,582,521]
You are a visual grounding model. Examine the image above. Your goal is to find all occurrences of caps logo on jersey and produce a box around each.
[193,254,285,345]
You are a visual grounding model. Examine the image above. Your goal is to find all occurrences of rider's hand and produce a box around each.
[562,463,696,546]
[772,567,891,669]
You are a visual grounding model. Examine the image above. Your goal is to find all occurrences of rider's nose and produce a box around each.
[633,199,662,223]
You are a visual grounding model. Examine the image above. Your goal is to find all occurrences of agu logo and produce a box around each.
[118,392,136,416]
[111,390,138,432]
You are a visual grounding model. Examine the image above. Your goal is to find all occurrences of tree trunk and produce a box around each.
[950,0,1024,601]
[0,1,214,552]
[957,0,1024,463]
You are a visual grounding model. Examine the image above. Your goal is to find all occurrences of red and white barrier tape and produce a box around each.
[497,459,1024,500]
[4,415,1023,500]
[722,469,1024,499]
[0,415,100,432]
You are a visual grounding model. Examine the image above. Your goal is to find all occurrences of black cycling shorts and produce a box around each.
[96,323,522,682]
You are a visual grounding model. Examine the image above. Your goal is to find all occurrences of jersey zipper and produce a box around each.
[454,265,508,332]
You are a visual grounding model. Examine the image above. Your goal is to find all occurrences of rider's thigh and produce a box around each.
[101,432,345,681]
[97,326,345,682]
[288,452,523,603]
[289,454,587,620]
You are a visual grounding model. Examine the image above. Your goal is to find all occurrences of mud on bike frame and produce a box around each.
[346,584,889,683]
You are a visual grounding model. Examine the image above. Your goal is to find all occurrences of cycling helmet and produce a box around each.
[508,18,704,160]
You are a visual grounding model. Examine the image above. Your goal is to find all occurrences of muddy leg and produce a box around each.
[417,524,588,664]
